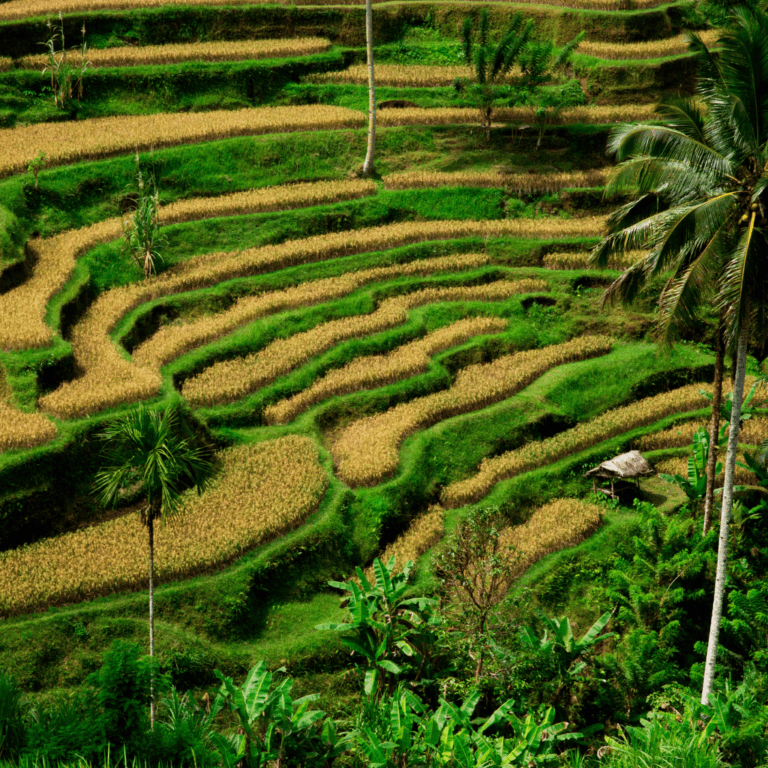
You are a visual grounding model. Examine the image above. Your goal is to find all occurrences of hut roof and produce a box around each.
[584,450,654,480]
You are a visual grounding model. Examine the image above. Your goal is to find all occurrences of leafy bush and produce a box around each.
[26,694,105,763]
[0,671,25,761]
[90,640,154,752]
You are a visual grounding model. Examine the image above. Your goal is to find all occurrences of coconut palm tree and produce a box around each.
[593,108,729,535]
[590,5,768,706]
[93,405,212,726]
[361,0,376,176]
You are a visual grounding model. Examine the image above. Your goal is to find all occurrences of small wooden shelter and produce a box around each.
[584,450,655,498]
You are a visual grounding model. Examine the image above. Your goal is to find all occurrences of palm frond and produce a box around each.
[654,97,708,143]
[605,156,715,203]
[656,220,730,344]
[717,8,768,147]
[648,194,739,279]
[94,404,212,527]
[552,31,585,70]
[489,21,531,80]
[606,123,732,180]
[461,17,473,65]
[602,193,662,234]
[475,46,488,85]
[479,9,490,51]
[600,258,654,308]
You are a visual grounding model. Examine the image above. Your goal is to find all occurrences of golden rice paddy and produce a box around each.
[265,315,509,425]
[0,179,377,352]
[384,169,609,193]
[182,280,544,408]
[579,30,720,60]
[18,37,331,69]
[500,498,603,577]
[0,105,365,178]
[363,505,446,582]
[332,335,612,487]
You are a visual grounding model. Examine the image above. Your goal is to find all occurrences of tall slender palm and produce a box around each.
[590,6,768,706]
[93,406,212,726]
[361,0,376,176]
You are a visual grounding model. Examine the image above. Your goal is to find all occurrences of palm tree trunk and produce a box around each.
[703,313,725,534]
[701,327,748,706]
[362,0,376,177]
[148,514,156,728]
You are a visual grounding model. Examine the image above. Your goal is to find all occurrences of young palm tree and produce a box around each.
[590,6,768,706]
[361,0,376,176]
[93,406,212,726]
[461,10,533,143]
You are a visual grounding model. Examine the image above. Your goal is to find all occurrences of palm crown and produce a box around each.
[94,405,210,524]
[592,6,768,348]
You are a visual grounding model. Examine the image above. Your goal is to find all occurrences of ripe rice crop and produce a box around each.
[377,104,656,128]
[0,0,278,19]
[441,382,713,507]
[579,30,720,60]
[135,253,493,371]
[500,499,602,578]
[0,436,327,616]
[0,57,12,72]
[0,179,376,351]
[265,315,509,424]
[182,280,544,408]
[0,0,669,23]
[655,455,755,487]
[637,420,705,451]
[39,216,604,419]
[0,105,364,178]
[638,416,768,451]
[309,64,470,87]
[0,403,58,452]
[160,179,377,223]
[384,169,609,193]
[41,254,491,419]
[363,505,445,583]
[333,335,612,488]
[542,250,643,269]
[19,37,331,69]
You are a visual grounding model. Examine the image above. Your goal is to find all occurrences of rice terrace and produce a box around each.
[1,0,768,762]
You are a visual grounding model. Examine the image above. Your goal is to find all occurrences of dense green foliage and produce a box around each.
[2,1,768,766]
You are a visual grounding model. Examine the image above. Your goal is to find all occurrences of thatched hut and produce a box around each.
[584,450,655,498]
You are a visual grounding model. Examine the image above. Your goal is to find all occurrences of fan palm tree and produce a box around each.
[590,6,768,706]
[93,405,212,726]
[361,0,376,176]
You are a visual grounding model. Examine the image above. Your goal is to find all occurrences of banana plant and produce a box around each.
[351,686,577,768]
[660,428,722,503]
[521,611,615,675]
[317,557,439,701]
[700,378,764,426]
[737,450,768,489]
[211,660,324,768]
[520,611,614,718]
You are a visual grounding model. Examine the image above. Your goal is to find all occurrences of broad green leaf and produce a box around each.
[364,668,379,698]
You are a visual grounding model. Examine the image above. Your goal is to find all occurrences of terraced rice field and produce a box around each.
[0,0,732,636]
